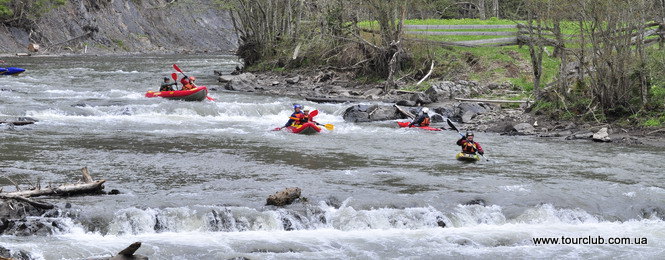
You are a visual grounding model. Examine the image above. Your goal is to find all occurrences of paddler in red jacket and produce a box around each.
[299,109,319,126]
[283,104,304,128]
[181,76,197,90]
[457,131,484,156]
[409,107,431,127]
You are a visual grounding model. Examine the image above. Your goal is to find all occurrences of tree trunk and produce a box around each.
[0,167,106,198]
[477,0,486,20]
[492,0,499,18]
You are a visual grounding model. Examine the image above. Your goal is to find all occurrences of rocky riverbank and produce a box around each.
[217,70,665,147]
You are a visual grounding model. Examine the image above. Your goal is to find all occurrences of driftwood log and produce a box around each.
[305,96,366,103]
[0,121,36,126]
[394,104,416,119]
[0,167,105,198]
[0,194,54,209]
[266,187,301,206]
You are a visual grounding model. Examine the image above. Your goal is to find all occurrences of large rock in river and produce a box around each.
[592,127,611,142]
[342,104,403,122]
[220,73,257,92]
[267,187,302,206]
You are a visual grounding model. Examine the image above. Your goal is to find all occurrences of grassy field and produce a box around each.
[387,19,562,99]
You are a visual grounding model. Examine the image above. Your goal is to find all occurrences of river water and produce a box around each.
[1,55,664,259]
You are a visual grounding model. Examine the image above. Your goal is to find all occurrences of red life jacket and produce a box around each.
[182,83,196,90]
[461,140,478,154]
[421,117,431,126]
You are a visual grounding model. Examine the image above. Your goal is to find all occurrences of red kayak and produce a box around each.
[285,122,322,135]
[145,86,208,101]
[397,121,442,131]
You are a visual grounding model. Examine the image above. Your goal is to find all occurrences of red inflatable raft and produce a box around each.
[145,86,208,101]
[285,122,322,135]
[397,121,442,131]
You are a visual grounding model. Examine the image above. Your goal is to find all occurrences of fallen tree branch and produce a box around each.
[0,195,54,209]
[0,167,106,198]
[394,104,415,119]
[416,60,435,85]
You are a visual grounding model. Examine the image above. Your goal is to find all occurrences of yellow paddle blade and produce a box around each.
[323,124,334,131]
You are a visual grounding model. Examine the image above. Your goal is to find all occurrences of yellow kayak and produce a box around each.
[456,152,480,162]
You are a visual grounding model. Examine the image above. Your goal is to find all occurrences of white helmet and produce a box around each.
[422,107,430,113]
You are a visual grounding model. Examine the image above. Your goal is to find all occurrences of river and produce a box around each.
[1,55,664,259]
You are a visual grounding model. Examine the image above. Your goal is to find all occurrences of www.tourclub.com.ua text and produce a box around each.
[533,236,648,245]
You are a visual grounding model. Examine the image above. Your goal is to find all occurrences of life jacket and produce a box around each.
[421,117,431,126]
[299,114,312,125]
[289,112,304,127]
[182,83,196,91]
[461,140,478,154]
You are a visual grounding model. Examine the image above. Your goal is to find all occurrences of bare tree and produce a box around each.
[477,0,486,19]
[492,0,499,18]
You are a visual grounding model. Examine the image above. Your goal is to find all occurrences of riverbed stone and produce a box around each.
[286,75,301,84]
[369,106,400,121]
[266,187,302,206]
[410,92,433,105]
[363,88,384,97]
[592,127,611,142]
[461,111,476,123]
[221,73,258,92]
[396,100,417,106]
[513,123,536,135]
[0,245,33,260]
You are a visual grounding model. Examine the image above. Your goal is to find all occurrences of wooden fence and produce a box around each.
[404,23,665,48]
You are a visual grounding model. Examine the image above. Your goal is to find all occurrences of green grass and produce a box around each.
[403,18,519,26]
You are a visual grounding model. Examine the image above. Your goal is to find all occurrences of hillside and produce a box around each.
[0,0,237,54]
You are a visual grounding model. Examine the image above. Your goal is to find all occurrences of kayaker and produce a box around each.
[181,76,197,90]
[409,107,431,127]
[283,104,304,128]
[180,76,190,86]
[300,109,319,125]
[456,131,484,156]
[160,77,177,91]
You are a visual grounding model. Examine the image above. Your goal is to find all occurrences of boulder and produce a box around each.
[266,187,301,206]
[513,123,536,135]
[433,106,455,119]
[431,114,444,123]
[220,73,257,92]
[592,127,611,142]
[425,81,454,101]
[461,111,476,123]
[286,75,301,84]
[411,92,433,105]
[0,245,32,260]
[396,100,417,106]
[363,88,383,97]
[369,106,400,121]
[342,105,402,122]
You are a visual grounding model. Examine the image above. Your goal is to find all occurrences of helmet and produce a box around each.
[293,104,302,110]
[422,107,430,113]
[466,131,474,137]
[163,77,170,81]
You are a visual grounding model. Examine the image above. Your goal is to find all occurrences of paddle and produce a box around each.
[308,110,334,131]
[173,64,215,101]
[446,118,489,161]
[170,73,178,90]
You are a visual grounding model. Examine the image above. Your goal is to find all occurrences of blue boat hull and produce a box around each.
[0,67,26,75]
